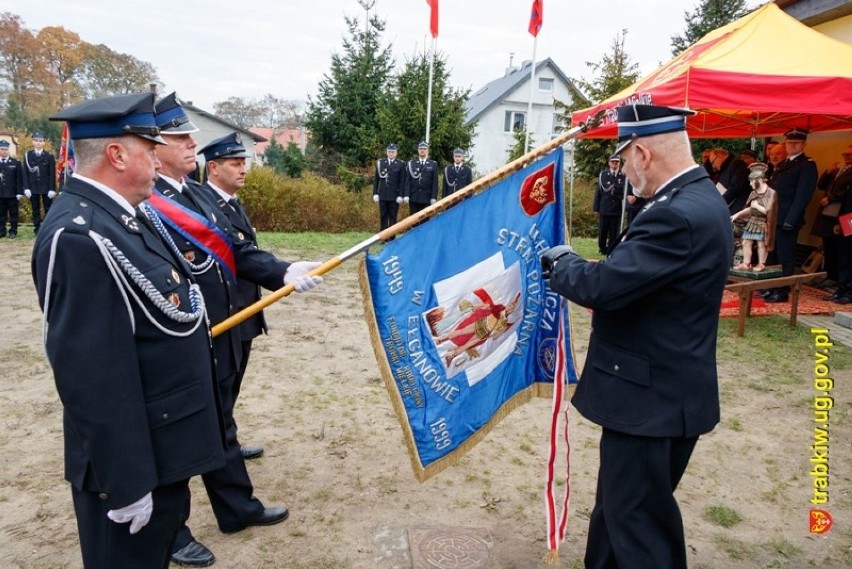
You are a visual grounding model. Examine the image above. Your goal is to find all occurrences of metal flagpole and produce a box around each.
[425,36,436,144]
[211,116,602,337]
[524,39,538,153]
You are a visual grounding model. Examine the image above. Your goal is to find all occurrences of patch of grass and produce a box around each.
[703,505,743,528]
[766,538,802,559]
[714,534,758,560]
[726,417,743,432]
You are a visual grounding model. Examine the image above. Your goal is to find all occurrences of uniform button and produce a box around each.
[162,413,169,421]
[98,493,108,500]
[613,364,620,371]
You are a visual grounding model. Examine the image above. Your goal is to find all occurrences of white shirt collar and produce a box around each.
[206,180,234,203]
[787,151,803,160]
[72,173,135,215]
[158,173,183,192]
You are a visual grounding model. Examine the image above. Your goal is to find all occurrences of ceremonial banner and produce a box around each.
[426,0,438,38]
[529,0,543,37]
[362,148,577,481]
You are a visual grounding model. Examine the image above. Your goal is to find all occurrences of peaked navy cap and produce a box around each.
[198,132,250,160]
[154,92,199,135]
[50,92,166,144]
[614,104,695,155]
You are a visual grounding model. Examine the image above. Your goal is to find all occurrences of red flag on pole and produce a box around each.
[529,0,543,37]
[426,0,439,38]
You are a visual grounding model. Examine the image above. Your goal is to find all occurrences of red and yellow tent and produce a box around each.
[572,2,852,139]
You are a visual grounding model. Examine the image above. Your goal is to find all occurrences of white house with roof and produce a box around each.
[180,102,267,168]
[464,58,584,176]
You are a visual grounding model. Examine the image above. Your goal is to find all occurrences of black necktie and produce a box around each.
[230,197,251,227]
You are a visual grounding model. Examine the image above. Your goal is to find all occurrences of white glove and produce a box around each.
[107,492,153,535]
[47,191,57,199]
[373,194,379,203]
[284,261,323,293]
[395,197,403,204]
[16,194,23,201]
[24,189,32,198]
[430,198,437,205]
[403,197,410,204]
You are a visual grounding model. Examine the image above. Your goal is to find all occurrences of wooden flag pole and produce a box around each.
[211,118,598,337]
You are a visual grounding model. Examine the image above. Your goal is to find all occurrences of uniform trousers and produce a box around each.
[0,198,18,235]
[379,200,399,231]
[29,193,52,231]
[597,214,620,254]
[409,201,430,215]
[585,429,698,569]
[772,225,799,293]
[73,479,188,569]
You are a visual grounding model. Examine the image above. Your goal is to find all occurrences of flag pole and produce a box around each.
[211,118,599,337]
[425,36,436,144]
[524,38,537,154]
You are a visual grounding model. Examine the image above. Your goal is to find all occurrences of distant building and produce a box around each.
[250,127,310,166]
[181,102,267,168]
[464,57,584,176]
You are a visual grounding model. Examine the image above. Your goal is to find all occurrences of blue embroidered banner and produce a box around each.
[362,148,578,481]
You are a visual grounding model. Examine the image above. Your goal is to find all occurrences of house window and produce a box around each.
[504,111,526,133]
[538,77,554,92]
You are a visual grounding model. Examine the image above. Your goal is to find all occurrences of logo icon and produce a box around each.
[519,162,556,216]
[809,509,833,534]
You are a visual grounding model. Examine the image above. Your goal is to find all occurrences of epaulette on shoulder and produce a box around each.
[185,178,204,190]
[60,201,95,235]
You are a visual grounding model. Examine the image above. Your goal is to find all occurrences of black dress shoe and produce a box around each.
[241,445,264,460]
[222,506,289,534]
[764,292,789,303]
[8,233,15,240]
[171,540,215,567]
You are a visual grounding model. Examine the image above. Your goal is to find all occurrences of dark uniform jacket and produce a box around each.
[31,177,226,509]
[0,157,23,198]
[373,158,406,202]
[23,149,56,194]
[405,159,439,204]
[594,168,626,216]
[716,154,750,215]
[771,153,818,228]
[150,177,289,381]
[201,184,267,342]
[549,167,732,438]
[442,163,473,197]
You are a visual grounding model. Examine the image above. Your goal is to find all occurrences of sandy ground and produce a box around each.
[1,234,850,569]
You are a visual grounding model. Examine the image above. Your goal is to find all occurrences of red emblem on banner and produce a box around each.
[809,509,833,534]
[519,162,556,216]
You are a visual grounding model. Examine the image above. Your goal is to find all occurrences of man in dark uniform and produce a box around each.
[593,155,626,255]
[542,104,732,569]
[32,92,227,569]
[0,140,23,238]
[372,143,405,230]
[404,141,439,214]
[818,144,852,299]
[147,94,321,568]
[442,148,473,198]
[764,128,818,303]
[832,162,852,304]
[710,147,750,215]
[22,131,57,234]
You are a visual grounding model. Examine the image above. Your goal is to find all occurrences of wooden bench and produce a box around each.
[724,271,827,337]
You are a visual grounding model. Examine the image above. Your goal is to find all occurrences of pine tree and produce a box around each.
[671,0,750,55]
[376,51,473,169]
[304,14,394,170]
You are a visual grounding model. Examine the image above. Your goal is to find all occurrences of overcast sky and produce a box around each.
[15,0,762,111]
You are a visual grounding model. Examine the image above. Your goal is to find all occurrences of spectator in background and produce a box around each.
[0,140,23,239]
[594,155,626,255]
[740,149,757,166]
[816,144,852,291]
[442,148,473,197]
[766,141,786,181]
[709,147,751,215]
[372,143,405,231]
[22,131,57,235]
[405,142,439,215]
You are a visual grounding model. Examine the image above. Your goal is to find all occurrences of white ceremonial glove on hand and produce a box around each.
[24,189,32,198]
[395,196,403,204]
[47,190,57,199]
[430,198,437,205]
[16,194,23,201]
[284,261,323,293]
[373,194,379,203]
[403,197,410,204]
[107,492,153,535]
